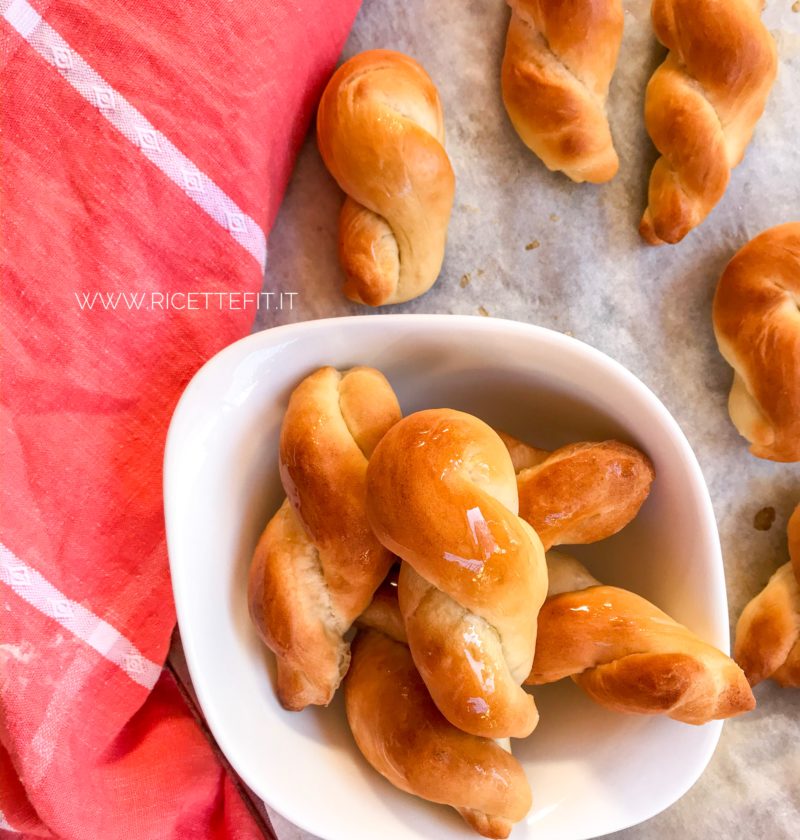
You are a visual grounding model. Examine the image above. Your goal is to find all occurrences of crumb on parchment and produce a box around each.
[477,306,490,317]
[753,507,776,531]
[460,273,471,288]
[525,240,540,251]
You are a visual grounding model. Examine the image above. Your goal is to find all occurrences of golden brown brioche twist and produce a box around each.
[501,0,623,183]
[349,580,532,839]
[734,505,800,687]
[247,367,401,710]
[497,432,654,549]
[366,409,547,739]
[528,553,755,724]
[639,0,777,245]
[712,223,800,462]
[316,50,455,306]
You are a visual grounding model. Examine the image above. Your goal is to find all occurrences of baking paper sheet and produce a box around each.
[256,1,800,837]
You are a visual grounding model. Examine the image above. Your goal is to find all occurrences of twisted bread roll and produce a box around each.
[639,0,777,245]
[366,409,547,738]
[501,0,623,183]
[349,580,532,839]
[713,223,800,462]
[529,553,755,724]
[247,367,401,709]
[497,432,654,549]
[734,505,800,687]
[317,50,455,306]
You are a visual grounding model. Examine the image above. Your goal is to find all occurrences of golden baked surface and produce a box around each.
[346,629,532,839]
[499,432,654,550]
[530,554,755,724]
[317,49,455,306]
[501,0,623,183]
[247,366,401,709]
[713,222,800,463]
[349,579,532,839]
[639,0,777,245]
[366,408,548,738]
[735,504,800,687]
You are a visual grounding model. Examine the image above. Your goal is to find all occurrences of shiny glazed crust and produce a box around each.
[316,50,455,305]
[366,409,547,738]
[247,367,401,709]
[712,223,800,462]
[501,0,623,183]
[639,0,777,245]
[530,555,755,724]
[345,627,532,838]
[499,432,654,549]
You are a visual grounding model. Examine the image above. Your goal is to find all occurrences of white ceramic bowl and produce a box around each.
[164,315,728,840]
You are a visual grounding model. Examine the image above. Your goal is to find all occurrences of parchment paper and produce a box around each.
[255,1,800,837]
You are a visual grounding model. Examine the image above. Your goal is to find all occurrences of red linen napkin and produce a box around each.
[0,0,360,836]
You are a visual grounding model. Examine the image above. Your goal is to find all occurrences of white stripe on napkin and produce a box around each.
[0,542,162,690]
[0,809,16,832]
[1,0,267,270]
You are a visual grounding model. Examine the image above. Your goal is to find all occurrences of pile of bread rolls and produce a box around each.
[248,367,762,838]
[247,3,799,833]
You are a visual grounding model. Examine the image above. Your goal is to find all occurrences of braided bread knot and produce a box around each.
[366,409,548,739]
[501,0,623,183]
[317,50,455,306]
[348,579,532,840]
[248,367,401,710]
[529,554,755,724]
[640,0,777,244]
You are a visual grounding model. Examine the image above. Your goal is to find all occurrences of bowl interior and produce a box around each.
[165,315,726,840]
